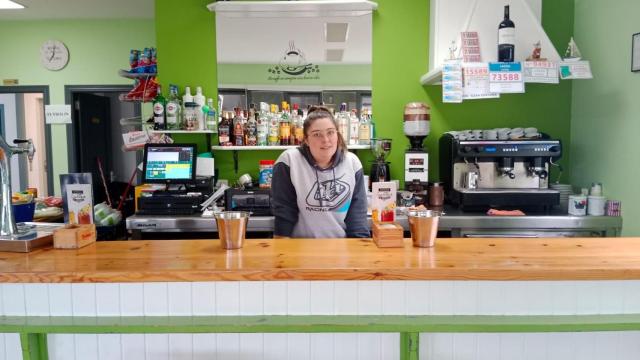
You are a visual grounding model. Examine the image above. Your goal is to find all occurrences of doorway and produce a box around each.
[65,85,141,205]
[0,86,53,196]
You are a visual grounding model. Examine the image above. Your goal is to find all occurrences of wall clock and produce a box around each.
[40,40,69,71]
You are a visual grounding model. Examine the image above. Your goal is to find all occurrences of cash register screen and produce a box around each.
[142,143,197,184]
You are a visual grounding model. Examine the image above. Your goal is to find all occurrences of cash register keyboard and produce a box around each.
[136,208,199,216]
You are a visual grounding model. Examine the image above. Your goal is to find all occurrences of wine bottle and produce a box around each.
[498,5,515,62]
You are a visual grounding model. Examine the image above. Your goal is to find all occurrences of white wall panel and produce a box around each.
[1,281,640,359]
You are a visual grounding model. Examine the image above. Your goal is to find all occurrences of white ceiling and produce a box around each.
[216,14,371,64]
[0,0,154,20]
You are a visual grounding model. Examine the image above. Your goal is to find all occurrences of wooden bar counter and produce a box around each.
[2,237,640,359]
[1,237,640,283]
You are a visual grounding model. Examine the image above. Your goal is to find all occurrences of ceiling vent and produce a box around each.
[325,22,349,42]
[325,49,344,62]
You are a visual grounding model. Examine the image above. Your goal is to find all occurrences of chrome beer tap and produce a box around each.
[0,135,36,239]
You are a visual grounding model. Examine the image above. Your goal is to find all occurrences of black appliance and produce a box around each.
[224,188,272,216]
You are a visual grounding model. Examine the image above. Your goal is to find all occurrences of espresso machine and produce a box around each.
[439,132,562,210]
[403,102,430,187]
[370,138,391,189]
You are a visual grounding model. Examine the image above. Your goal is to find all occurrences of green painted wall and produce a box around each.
[218,63,371,87]
[157,0,574,188]
[0,19,155,195]
[571,0,639,235]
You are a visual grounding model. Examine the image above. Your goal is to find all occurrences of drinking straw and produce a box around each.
[97,157,112,207]
[117,166,138,212]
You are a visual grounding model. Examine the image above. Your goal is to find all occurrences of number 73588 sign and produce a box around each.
[488,62,525,93]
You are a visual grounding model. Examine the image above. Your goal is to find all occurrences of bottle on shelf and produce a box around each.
[245,111,258,146]
[498,5,515,62]
[358,108,371,145]
[218,111,232,146]
[336,103,350,144]
[349,108,360,145]
[205,98,217,132]
[152,84,166,130]
[182,86,193,122]
[233,107,245,146]
[194,87,206,130]
[268,104,280,146]
[165,85,181,130]
[257,102,269,146]
[292,104,304,145]
[279,101,291,146]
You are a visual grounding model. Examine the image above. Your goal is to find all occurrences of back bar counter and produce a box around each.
[0,236,639,359]
[127,209,623,239]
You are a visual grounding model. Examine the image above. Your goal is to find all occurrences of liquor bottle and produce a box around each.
[498,5,515,62]
[292,104,304,145]
[336,103,350,144]
[349,109,360,145]
[152,85,166,130]
[165,85,181,130]
[268,104,280,146]
[358,108,371,145]
[218,112,231,146]
[279,101,291,146]
[257,102,269,146]
[245,112,258,146]
[233,107,245,146]
[205,98,217,132]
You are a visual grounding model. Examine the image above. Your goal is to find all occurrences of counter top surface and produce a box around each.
[0,237,639,283]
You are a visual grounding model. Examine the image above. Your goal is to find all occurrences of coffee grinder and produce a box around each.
[369,138,392,189]
[403,102,430,188]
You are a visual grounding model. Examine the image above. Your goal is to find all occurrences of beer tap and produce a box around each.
[0,136,36,239]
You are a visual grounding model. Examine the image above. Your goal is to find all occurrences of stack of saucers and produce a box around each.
[550,183,573,213]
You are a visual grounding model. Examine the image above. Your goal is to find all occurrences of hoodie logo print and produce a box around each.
[305,176,350,211]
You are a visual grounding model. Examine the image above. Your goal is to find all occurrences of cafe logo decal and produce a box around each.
[305,175,350,212]
[267,41,320,82]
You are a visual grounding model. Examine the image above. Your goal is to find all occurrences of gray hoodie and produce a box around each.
[271,146,369,238]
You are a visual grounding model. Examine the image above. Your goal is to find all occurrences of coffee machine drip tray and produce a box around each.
[452,188,559,210]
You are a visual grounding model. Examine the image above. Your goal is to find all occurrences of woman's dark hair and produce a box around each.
[303,105,347,152]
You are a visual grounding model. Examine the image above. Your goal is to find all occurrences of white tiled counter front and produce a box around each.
[1,280,640,359]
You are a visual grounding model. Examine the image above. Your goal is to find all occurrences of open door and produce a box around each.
[74,93,112,204]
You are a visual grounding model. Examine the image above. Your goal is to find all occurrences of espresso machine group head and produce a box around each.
[439,133,562,210]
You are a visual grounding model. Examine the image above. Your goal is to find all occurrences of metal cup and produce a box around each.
[214,211,249,250]
[408,210,441,248]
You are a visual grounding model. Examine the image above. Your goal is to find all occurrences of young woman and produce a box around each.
[271,106,369,238]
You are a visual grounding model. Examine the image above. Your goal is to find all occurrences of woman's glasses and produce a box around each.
[309,128,338,140]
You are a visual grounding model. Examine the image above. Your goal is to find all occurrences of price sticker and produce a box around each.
[488,62,525,93]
